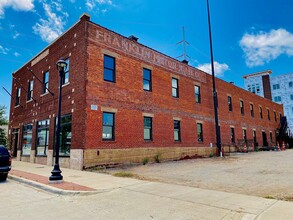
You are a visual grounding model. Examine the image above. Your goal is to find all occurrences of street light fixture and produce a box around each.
[206,0,222,157]
[49,59,67,181]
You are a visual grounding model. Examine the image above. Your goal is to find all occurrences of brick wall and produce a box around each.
[9,15,284,168]
[9,15,89,165]
[84,21,283,153]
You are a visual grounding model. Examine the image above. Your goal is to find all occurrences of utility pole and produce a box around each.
[206,0,222,157]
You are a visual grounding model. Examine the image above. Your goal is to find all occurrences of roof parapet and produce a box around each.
[243,70,272,79]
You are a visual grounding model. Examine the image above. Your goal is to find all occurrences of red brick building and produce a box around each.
[9,14,283,169]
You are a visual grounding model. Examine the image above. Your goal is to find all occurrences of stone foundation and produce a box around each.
[83,146,222,168]
[70,149,84,170]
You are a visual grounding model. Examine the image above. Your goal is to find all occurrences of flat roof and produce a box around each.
[243,70,272,79]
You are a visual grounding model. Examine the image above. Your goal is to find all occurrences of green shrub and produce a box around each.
[142,157,149,165]
[113,171,134,178]
[154,153,161,163]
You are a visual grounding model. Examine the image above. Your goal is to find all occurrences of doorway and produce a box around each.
[11,128,19,157]
[262,132,268,147]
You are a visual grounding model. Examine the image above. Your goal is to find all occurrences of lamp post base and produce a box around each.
[49,164,63,181]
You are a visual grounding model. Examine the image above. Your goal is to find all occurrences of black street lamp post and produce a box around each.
[49,59,67,181]
[206,0,222,157]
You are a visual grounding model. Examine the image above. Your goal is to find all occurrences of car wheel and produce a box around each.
[0,173,8,181]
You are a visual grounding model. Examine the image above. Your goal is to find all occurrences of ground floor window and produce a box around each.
[243,129,247,141]
[36,119,49,156]
[144,117,152,140]
[103,112,115,140]
[174,120,181,141]
[22,124,33,156]
[230,127,235,144]
[197,123,203,142]
[55,114,72,156]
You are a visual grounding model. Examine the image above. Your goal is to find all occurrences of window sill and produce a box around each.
[102,139,115,142]
[104,80,116,84]
[14,105,20,108]
[36,155,47,157]
[174,140,181,143]
[144,140,153,142]
[62,82,70,87]
[40,92,49,97]
[26,99,33,103]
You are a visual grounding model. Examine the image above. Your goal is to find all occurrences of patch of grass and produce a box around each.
[154,153,161,163]
[209,153,214,158]
[113,171,134,178]
[264,195,275,199]
[142,157,149,165]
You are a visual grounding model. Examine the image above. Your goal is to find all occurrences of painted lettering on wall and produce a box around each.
[31,49,49,67]
[91,28,206,83]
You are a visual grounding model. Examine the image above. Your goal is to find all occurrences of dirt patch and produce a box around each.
[101,150,293,201]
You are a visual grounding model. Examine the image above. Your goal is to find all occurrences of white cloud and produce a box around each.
[86,0,113,11]
[86,0,95,10]
[13,31,20,39]
[33,2,67,43]
[240,28,293,67]
[97,0,113,5]
[0,0,34,18]
[197,62,229,77]
[0,45,9,54]
[14,52,20,57]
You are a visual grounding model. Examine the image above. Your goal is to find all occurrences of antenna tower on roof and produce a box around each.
[176,26,190,64]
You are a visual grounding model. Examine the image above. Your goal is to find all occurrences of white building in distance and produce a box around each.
[243,70,293,136]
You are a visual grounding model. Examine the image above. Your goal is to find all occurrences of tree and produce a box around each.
[0,106,8,146]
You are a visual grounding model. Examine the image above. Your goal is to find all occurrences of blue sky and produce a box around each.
[0,0,292,117]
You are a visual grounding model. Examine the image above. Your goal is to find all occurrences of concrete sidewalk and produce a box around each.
[8,160,293,219]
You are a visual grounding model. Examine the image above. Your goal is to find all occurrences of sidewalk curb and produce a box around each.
[8,174,103,196]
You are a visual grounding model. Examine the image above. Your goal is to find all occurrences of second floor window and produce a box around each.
[194,85,201,103]
[43,71,49,94]
[27,80,34,101]
[15,88,21,106]
[172,78,179,98]
[240,100,244,115]
[228,96,232,111]
[267,109,270,120]
[104,55,115,82]
[274,111,277,121]
[250,104,254,117]
[61,58,70,85]
[260,106,263,119]
[143,68,152,91]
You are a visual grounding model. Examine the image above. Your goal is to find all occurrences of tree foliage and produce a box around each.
[0,106,8,125]
[0,106,8,146]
